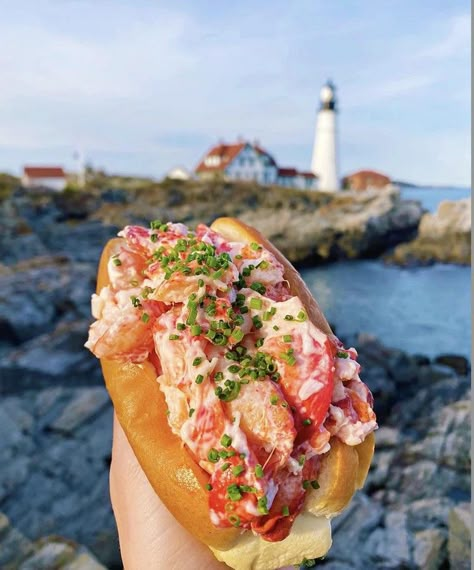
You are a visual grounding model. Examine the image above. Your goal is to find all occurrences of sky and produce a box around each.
[0,1,471,186]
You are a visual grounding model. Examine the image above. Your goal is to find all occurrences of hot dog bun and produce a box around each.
[97,218,375,569]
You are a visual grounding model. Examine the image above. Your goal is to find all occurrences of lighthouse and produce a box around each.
[311,81,340,191]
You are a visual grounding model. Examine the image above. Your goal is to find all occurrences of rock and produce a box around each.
[385,349,419,384]
[448,502,471,570]
[364,511,411,569]
[391,198,471,265]
[407,399,470,471]
[403,497,454,532]
[39,220,118,263]
[0,321,103,394]
[49,387,109,434]
[0,512,34,568]
[413,528,447,569]
[365,450,394,490]
[434,354,470,376]
[0,387,119,568]
[18,540,76,570]
[374,426,400,448]
[327,493,384,566]
[239,187,423,263]
[0,257,95,344]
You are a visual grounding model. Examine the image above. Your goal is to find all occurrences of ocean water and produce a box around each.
[400,185,471,212]
[301,186,471,359]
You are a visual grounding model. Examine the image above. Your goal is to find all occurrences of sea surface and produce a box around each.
[400,185,471,212]
[301,186,471,359]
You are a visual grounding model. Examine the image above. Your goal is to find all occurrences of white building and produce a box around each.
[311,81,340,191]
[165,166,192,181]
[22,166,67,191]
[196,141,278,184]
[195,141,318,189]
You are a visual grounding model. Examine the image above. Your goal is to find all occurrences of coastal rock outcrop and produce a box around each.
[1,183,423,267]
[0,512,106,569]
[0,331,469,569]
[390,198,471,266]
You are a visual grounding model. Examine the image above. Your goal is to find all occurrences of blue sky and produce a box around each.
[0,1,470,185]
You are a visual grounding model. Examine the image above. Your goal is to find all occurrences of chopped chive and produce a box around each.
[169,334,180,340]
[177,322,186,331]
[337,351,349,359]
[191,324,202,336]
[112,257,122,266]
[141,312,150,323]
[232,328,244,342]
[221,462,231,471]
[298,454,306,466]
[283,334,293,343]
[255,464,264,478]
[297,311,307,321]
[232,464,245,476]
[198,278,205,287]
[228,364,240,374]
[220,434,232,448]
[311,480,320,489]
[284,315,294,321]
[303,480,311,490]
[270,394,279,405]
[303,418,312,426]
[195,374,204,384]
[252,316,263,329]
[255,338,264,348]
[250,282,266,295]
[240,306,249,314]
[206,483,213,491]
[229,514,241,527]
[189,408,195,417]
[227,483,242,501]
[281,505,290,517]
[273,325,280,331]
[257,496,269,515]
[250,297,263,310]
[208,448,219,463]
[250,242,262,251]
[193,357,203,366]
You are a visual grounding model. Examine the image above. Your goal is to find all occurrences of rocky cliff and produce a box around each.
[0,182,423,267]
[390,198,471,266]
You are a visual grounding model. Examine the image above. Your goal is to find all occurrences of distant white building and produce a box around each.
[277,168,318,190]
[22,166,67,191]
[196,141,278,184]
[166,166,192,181]
[195,141,317,189]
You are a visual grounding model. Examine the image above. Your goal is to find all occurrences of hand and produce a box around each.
[109,413,227,570]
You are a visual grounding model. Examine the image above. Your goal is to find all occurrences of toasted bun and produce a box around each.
[97,219,375,568]
[98,239,239,551]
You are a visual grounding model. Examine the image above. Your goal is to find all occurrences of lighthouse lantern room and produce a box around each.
[311,80,340,191]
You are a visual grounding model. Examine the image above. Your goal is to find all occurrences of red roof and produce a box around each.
[23,166,65,178]
[278,167,298,177]
[299,171,317,179]
[195,141,277,173]
[195,143,246,173]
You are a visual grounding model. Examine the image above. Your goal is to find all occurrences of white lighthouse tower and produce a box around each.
[311,80,340,191]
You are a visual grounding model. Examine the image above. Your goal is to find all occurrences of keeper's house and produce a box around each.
[195,141,317,190]
[22,166,67,192]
